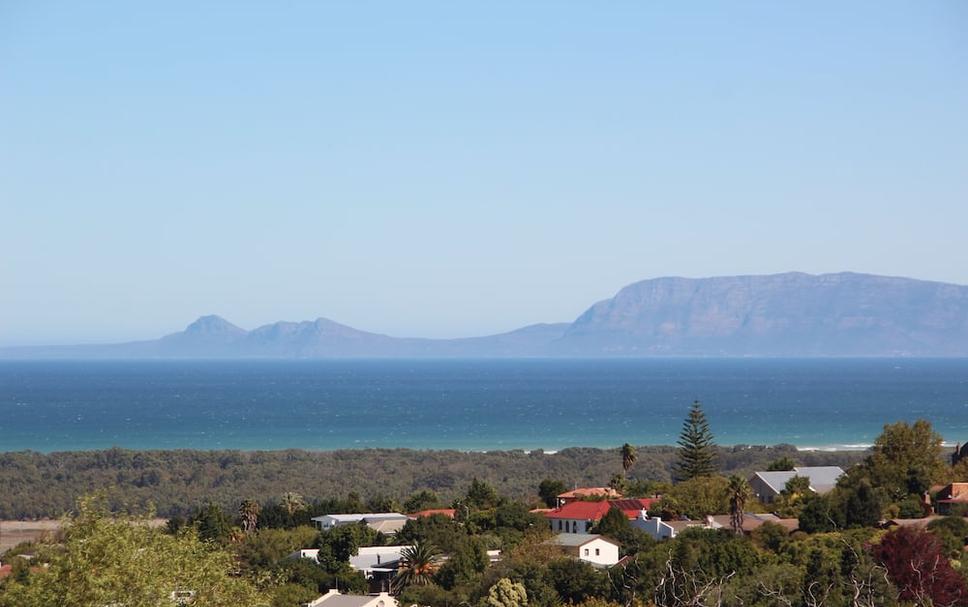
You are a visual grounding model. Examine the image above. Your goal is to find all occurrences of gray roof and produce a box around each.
[544,533,618,548]
[311,513,408,523]
[753,466,844,494]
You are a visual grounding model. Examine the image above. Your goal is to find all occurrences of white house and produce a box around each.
[311,513,410,533]
[288,545,413,578]
[631,511,708,541]
[304,589,398,607]
[543,500,613,534]
[749,466,845,503]
[350,546,412,577]
[543,533,620,567]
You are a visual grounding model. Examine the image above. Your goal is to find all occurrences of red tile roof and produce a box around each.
[0,565,11,580]
[544,500,613,521]
[610,498,658,519]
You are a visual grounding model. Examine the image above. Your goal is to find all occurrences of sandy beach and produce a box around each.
[1,519,167,554]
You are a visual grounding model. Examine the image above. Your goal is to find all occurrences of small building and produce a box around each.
[936,483,968,515]
[311,513,410,534]
[707,512,799,534]
[749,467,845,503]
[545,501,613,534]
[304,589,398,607]
[289,545,412,578]
[556,487,622,507]
[631,513,707,541]
[543,533,621,567]
[350,546,412,577]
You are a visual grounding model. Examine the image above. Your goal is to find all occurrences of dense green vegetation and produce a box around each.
[0,497,264,607]
[6,413,968,606]
[0,445,863,519]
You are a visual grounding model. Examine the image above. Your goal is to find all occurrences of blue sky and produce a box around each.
[2,2,967,345]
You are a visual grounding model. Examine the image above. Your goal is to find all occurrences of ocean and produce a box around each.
[1,359,967,452]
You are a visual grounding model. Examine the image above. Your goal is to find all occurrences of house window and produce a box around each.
[584,548,589,556]
[572,521,577,533]
[595,548,600,556]
[557,521,562,531]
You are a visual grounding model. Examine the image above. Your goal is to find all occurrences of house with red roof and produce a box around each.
[544,498,660,533]
[545,500,613,534]
[936,483,968,515]
[610,498,658,520]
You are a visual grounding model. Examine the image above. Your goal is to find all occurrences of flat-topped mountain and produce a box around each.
[556,272,968,356]
[4,272,967,358]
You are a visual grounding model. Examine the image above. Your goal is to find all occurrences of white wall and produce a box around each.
[631,516,675,541]
[577,539,620,566]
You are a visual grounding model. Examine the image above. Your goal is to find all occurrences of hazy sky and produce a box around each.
[2,2,967,345]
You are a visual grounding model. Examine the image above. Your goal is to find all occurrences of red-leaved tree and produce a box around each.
[872,526,968,607]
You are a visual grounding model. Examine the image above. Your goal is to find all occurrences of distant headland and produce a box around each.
[3,272,968,358]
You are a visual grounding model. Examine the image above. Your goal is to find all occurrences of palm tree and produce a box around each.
[727,475,751,535]
[621,443,637,478]
[280,492,307,517]
[238,499,261,534]
[392,540,442,593]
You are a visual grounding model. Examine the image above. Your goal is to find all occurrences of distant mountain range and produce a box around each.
[4,272,968,358]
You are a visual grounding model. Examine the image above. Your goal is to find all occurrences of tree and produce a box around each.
[873,526,968,606]
[280,492,307,517]
[842,479,883,528]
[403,490,440,513]
[190,502,233,543]
[538,479,567,508]
[314,523,379,573]
[608,473,628,495]
[726,475,751,535]
[675,400,717,481]
[797,493,846,534]
[487,577,528,607]
[238,499,261,534]
[772,475,812,517]
[0,496,264,607]
[767,457,795,471]
[657,475,729,520]
[392,541,442,593]
[547,558,608,604]
[465,478,501,511]
[621,443,637,478]
[928,516,968,559]
[237,525,318,569]
[435,537,488,590]
[593,506,632,540]
[864,420,946,500]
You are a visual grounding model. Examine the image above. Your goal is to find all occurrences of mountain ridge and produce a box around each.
[4,272,968,358]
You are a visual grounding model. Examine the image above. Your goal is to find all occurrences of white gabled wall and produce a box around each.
[577,538,620,566]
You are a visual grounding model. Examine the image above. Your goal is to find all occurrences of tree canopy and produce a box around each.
[675,400,717,480]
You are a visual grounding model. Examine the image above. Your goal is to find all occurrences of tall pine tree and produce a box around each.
[675,400,717,480]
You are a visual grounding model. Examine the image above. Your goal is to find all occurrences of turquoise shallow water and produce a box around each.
[0,359,967,452]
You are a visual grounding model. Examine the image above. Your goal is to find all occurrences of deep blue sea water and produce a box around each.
[1,359,967,452]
